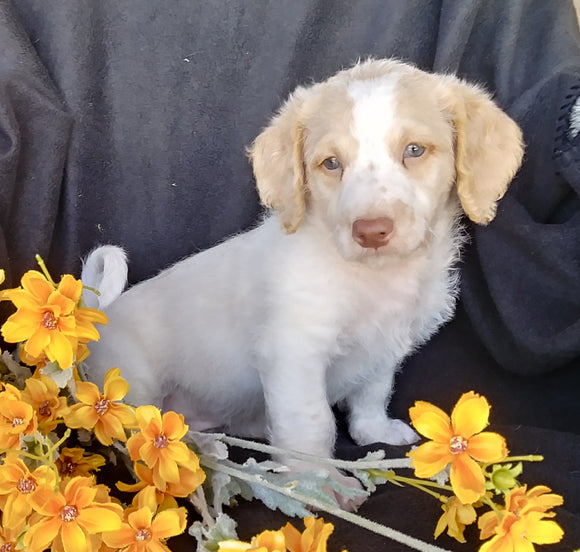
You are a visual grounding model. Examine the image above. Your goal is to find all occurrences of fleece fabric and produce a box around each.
[1,1,579,549]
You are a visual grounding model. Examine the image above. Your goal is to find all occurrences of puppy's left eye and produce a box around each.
[403,144,426,158]
[322,157,342,171]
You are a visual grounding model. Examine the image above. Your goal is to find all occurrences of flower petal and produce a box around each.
[101,524,136,548]
[58,275,83,303]
[74,381,101,405]
[162,411,188,440]
[22,271,54,301]
[411,411,452,443]
[449,454,485,504]
[46,330,75,369]
[24,326,51,357]
[408,441,452,478]
[524,513,564,544]
[409,401,451,441]
[23,517,61,552]
[467,432,507,463]
[78,504,123,533]
[451,392,490,438]
[61,521,88,552]
[151,508,187,539]
[103,368,130,401]
[156,454,181,485]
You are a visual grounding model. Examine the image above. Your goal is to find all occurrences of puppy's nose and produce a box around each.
[352,217,394,249]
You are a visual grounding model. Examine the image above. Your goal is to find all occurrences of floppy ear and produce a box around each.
[248,91,307,234]
[439,78,524,224]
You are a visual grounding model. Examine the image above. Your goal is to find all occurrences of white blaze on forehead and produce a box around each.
[347,77,400,167]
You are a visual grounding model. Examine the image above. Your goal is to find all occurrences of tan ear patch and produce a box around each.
[439,78,525,224]
[248,93,307,234]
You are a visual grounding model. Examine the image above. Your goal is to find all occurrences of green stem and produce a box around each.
[35,254,57,287]
[199,455,453,552]
[371,470,451,500]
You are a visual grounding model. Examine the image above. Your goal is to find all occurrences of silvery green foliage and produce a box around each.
[1,350,32,382]
[188,431,229,460]
[42,362,73,388]
[189,513,238,552]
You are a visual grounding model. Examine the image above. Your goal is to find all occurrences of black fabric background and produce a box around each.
[1,0,579,550]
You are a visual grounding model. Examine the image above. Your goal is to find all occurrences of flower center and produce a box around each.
[60,505,79,522]
[42,311,58,330]
[135,528,152,542]
[11,417,24,428]
[17,477,36,494]
[38,400,51,417]
[94,398,110,415]
[1,543,14,552]
[154,434,168,449]
[449,435,468,454]
[62,460,77,475]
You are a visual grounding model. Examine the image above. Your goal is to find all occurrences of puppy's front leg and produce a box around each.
[260,359,366,511]
[260,359,335,457]
[347,365,418,447]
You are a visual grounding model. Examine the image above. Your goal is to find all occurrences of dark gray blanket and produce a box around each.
[1,1,579,549]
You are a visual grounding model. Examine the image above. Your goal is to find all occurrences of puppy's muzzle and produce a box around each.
[352,217,394,249]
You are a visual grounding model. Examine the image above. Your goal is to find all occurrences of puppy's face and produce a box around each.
[250,60,524,265]
[301,72,457,263]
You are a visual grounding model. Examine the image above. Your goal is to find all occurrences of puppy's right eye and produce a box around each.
[322,157,342,171]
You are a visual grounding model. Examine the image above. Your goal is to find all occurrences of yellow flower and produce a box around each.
[21,374,68,432]
[127,405,198,491]
[56,447,107,478]
[2,271,79,369]
[117,460,206,510]
[102,486,187,552]
[0,515,20,552]
[1,271,107,369]
[0,454,57,532]
[407,391,507,504]
[434,495,477,543]
[24,475,124,552]
[64,367,137,445]
[282,517,341,552]
[478,485,564,551]
[219,530,287,552]
[0,384,37,449]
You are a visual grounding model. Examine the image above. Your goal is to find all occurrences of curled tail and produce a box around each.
[81,245,128,309]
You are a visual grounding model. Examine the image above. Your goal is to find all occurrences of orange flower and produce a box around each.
[433,495,477,543]
[0,384,37,449]
[102,486,187,552]
[117,459,205,510]
[408,392,507,504]
[64,367,137,445]
[127,405,199,491]
[1,270,107,369]
[0,515,20,552]
[219,530,287,552]
[24,476,124,552]
[283,517,340,552]
[478,485,564,551]
[218,518,345,552]
[2,271,80,369]
[0,454,57,532]
[21,374,68,432]
[56,447,107,478]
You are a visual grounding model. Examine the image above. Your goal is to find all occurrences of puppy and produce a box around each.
[82,59,523,502]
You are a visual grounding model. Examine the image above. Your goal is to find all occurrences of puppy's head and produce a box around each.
[249,59,524,261]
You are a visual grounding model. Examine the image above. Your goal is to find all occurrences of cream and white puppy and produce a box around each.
[82,59,523,486]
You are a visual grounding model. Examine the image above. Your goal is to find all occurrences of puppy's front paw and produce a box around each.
[350,417,419,446]
[382,418,420,445]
